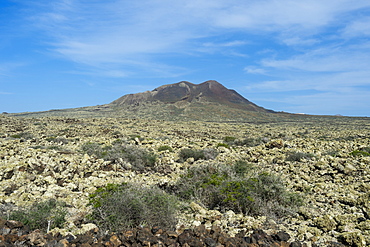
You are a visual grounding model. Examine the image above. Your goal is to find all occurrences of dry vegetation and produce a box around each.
[1,115,370,246]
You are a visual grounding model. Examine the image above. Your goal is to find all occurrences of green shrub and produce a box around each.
[129,134,143,141]
[10,132,33,139]
[81,142,157,171]
[323,150,340,157]
[88,183,178,232]
[179,148,205,162]
[45,136,69,144]
[233,160,254,176]
[179,148,218,162]
[222,136,263,147]
[47,146,62,150]
[9,199,67,232]
[360,147,370,153]
[111,131,123,138]
[234,137,262,147]
[286,152,315,162]
[203,148,219,160]
[223,136,236,143]
[170,162,302,218]
[158,145,173,152]
[217,143,230,148]
[350,150,370,156]
[350,147,370,156]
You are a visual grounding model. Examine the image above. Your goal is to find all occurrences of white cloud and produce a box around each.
[244,66,266,74]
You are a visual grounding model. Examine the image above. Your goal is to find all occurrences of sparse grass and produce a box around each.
[9,199,67,232]
[87,183,178,232]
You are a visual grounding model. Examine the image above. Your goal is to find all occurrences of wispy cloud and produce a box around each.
[0,91,12,95]
[29,1,370,68]
[263,49,370,72]
[244,66,267,75]
[0,62,26,77]
[203,41,248,47]
[282,90,370,116]
[342,16,370,38]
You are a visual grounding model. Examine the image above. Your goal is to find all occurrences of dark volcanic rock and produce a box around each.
[0,218,303,246]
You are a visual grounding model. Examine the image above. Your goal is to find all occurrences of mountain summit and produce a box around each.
[111,80,270,113]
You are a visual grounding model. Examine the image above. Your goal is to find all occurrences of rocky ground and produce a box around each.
[0,115,370,246]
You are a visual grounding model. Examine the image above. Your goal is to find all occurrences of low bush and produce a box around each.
[81,142,157,171]
[10,132,33,139]
[45,136,69,144]
[234,137,262,147]
[169,162,302,219]
[323,150,340,157]
[350,147,370,156]
[9,199,67,232]
[87,183,178,232]
[360,147,370,153]
[158,145,173,152]
[223,136,236,143]
[217,143,230,148]
[179,148,205,161]
[223,136,263,147]
[286,152,315,162]
[350,150,370,157]
[179,148,218,162]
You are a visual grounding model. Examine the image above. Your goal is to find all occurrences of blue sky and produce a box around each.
[1,1,370,116]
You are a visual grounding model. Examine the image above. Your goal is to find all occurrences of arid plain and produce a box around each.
[1,115,369,246]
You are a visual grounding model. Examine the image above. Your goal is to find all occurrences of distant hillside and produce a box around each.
[10,80,298,122]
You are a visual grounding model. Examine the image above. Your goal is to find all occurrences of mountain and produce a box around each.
[111,80,272,113]
[11,80,286,122]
